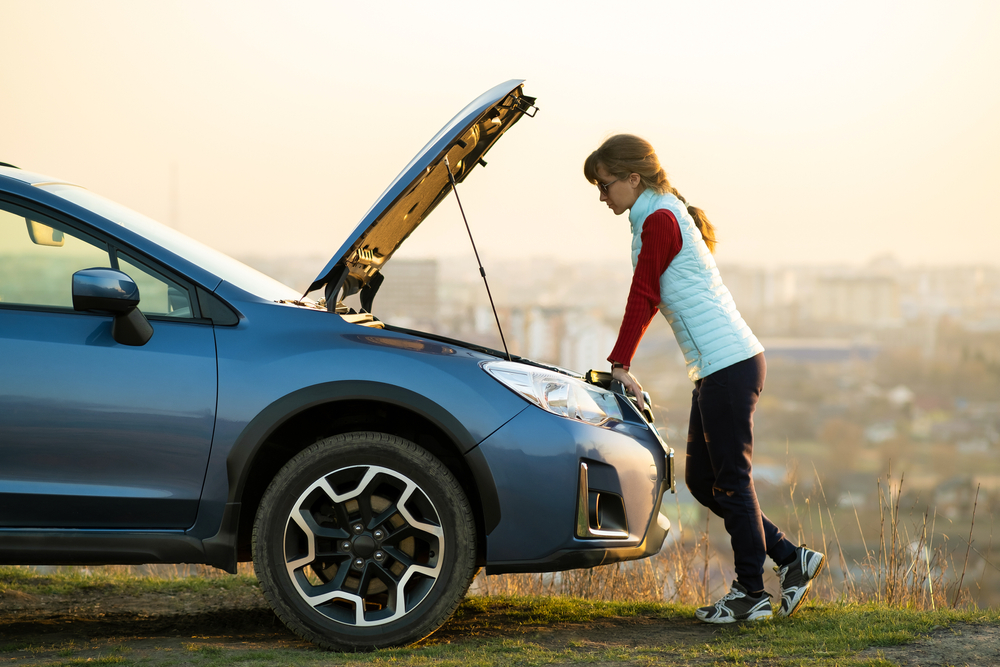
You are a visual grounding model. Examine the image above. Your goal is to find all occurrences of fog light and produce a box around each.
[576,462,629,539]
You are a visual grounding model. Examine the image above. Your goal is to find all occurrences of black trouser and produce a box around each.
[685,353,796,593]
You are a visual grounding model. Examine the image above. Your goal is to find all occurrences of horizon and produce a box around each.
[235,249,1000,273]
[3,1,998,269]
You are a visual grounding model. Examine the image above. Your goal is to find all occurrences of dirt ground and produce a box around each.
[2,583,999,666]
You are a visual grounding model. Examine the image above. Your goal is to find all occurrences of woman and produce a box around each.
[584,134,824,623]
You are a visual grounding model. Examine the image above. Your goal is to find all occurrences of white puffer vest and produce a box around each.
[629,189,763,381]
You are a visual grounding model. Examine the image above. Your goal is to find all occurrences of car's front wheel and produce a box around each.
[252,432,477,650]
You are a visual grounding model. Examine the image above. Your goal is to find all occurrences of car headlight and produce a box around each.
[481,360,623,426]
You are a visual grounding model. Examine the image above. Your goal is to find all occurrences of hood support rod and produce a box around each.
[444,156,511,362]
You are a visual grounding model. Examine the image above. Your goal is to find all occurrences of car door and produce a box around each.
[0,200,217,529]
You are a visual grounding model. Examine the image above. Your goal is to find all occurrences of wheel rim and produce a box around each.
[283,465,445,627]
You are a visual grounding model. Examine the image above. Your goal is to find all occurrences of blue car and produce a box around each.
[0,80,673,650]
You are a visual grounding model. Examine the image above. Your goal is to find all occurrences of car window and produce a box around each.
[0,205,110,308]
[117,252,194,318]
[39,184,304,303]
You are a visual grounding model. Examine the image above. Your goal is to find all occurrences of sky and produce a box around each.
[2,1,999,275]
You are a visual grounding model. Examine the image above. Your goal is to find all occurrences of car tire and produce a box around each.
[252,431,477,651]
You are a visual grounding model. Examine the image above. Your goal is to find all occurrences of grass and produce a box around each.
[4,564,1000,666]
[475,466,993,614]
[704,604,998,665]
[0,563,258,597]
[3,465,998,664]
[45,659,129,667]
[457,593,681,622]
[168,602,998,666]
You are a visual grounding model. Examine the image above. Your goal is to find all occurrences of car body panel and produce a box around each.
[0,307,217,529]
[308,79,536,301]
[474,406,666,571]
[206,298,530,461]
[179,297,531,544]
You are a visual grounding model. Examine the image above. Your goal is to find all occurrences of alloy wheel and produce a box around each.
[283,464,445,627]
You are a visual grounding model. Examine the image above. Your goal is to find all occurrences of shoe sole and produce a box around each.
[780,553,826,618]
[697,607,773,624]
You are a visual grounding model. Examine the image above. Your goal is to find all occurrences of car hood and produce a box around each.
[306,79,537,306]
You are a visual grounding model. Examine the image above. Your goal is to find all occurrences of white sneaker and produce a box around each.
[775,545,826,617]
[695,581,773,624]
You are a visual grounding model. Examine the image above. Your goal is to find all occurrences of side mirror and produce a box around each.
[72,268,153,346]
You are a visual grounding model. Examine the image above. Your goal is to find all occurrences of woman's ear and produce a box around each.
[628,173,642,189]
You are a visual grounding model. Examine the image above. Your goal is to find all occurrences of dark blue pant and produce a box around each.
[685,353,795,593]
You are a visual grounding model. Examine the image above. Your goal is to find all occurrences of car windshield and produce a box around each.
[37,183,305,302]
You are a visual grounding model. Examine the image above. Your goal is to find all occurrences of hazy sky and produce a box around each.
[3,1,998,273]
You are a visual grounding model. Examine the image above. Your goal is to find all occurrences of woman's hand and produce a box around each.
[612,366,645,412]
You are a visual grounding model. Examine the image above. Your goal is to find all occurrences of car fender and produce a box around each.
[198,378,523,571]
[225,379,485,500]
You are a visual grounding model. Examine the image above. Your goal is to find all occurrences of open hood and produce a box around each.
[307,80,537,309]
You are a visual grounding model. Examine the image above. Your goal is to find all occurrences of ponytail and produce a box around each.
[668,188,717,254]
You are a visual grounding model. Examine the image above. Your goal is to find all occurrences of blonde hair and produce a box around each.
[584,134,717,253]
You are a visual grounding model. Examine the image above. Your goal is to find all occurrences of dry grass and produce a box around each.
[794,470,979,610]
[24,561,258,581]
[472,468,988,611]
[471,493,716,605]
[25,473,989,612]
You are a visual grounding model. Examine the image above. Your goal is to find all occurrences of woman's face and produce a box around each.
[595,164,643,216]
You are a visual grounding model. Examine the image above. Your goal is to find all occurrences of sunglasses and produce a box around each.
[597,178,620,195]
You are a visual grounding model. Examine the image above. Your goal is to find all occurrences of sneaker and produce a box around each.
[695,581,773,624]
[774,544,826,617]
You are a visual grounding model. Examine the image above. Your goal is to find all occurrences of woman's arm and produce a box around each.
[607,209,683,368]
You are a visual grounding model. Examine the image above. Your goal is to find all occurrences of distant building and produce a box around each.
[507,307,562,365]
[559,310,619,373]
[808,276,901,327]
[900,265,1000,328]
[721,265,797,314]
[759,337,879,363]
[375,259,438,326]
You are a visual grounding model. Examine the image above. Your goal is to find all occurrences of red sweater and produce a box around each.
[608,209,683,368]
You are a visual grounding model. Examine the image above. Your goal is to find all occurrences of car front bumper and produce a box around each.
[471,403,674,575]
